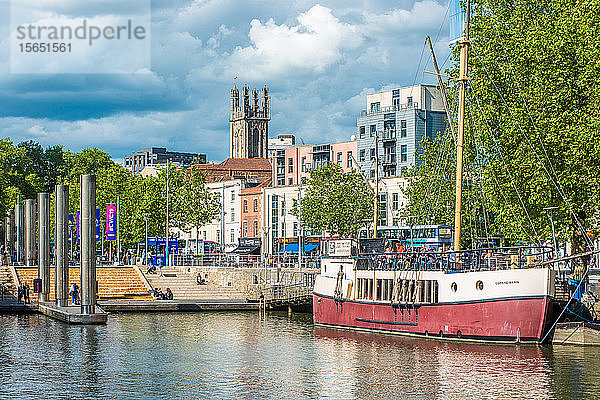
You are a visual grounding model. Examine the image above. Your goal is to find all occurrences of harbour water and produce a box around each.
[1,312,599,399]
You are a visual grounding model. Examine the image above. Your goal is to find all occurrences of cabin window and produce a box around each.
[451,282,457,292]
[476,280,484,290]
[376,279,383,300]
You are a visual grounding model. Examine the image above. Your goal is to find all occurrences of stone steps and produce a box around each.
[144,270,247,300]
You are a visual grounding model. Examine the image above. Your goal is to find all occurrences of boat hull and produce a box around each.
[313,294,553,342]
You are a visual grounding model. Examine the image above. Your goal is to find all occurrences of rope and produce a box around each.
[467,87,541,244]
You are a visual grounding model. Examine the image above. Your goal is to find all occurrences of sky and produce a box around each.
[0,0,453,163]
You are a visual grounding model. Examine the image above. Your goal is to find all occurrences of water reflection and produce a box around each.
[0,313,599,399]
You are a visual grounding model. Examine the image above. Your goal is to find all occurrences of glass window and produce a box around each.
[370,170,375,178]
[359,126,365,138]
[393,193,399,211]
[337,152,342,166]
[370,125,376,136]
[293,222,298,237]
[370,148,375,158]
[230,229,235,243]
[231,191,235,201]
[407,96,413,106]
[288,178,293,185]
[253,220,258,237]
[243,221,248,237]
[254,198,258,212]
[359,149,365,162]
[230,208,235,222]
[243,199,247,213]
[281,200,286,216]
[301,156,306,172]
[370,102,380,112]
[347,152,353,168]
[401,145,407,162]
[401,120,407,137]
[288,158,293,173]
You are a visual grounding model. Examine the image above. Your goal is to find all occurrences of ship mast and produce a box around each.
[453,0,470,251]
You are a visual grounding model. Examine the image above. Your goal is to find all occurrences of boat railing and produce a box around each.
[354,246,555,272]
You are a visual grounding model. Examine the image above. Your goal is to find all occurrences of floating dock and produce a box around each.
[37,302,108,325]
[552,322,600,346]
[98,299,259,313]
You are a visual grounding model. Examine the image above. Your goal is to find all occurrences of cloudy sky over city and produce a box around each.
[0,0,452,162]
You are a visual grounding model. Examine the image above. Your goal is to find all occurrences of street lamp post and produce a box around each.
[143,213,149,265]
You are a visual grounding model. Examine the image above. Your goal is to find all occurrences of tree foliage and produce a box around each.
[405,0,600,250]
[294,163,373,237]
[0,138,219,249]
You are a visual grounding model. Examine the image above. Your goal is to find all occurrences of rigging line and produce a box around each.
[409,39,427,100]
[467,87,541,244]
[411,126,446,221]
[488,23,593,249]
[467,104,491,243]
[427,130,454,223]
[470,45,593,248]
[421,131,452,222]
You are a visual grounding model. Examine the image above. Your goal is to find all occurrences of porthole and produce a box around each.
[451,282,457,292]
[476,280,484,290]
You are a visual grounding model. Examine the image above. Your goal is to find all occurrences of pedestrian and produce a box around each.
[23,282,30,304]
[69,283,77,304]
[17,284,23,304]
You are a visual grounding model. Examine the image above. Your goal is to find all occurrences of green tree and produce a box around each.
[0,138,43,217]
[170,166,221,249]
[294,163,373,237]
[465,0,600,252]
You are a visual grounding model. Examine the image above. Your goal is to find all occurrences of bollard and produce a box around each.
[15,202,24,264]
[80,175,97,314]
[55,185,69,307]
[25,199,36,266]
[38,193,50,302]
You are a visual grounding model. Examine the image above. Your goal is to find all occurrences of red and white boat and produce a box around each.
[313,242,557,343]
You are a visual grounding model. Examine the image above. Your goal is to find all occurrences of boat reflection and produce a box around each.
[314,326,552,399]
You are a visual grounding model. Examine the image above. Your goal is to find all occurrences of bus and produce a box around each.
[180,239,221,255]
[358,224,453,250]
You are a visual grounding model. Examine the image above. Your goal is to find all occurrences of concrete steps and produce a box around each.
[144,269,247,300]
[0,264,16,295]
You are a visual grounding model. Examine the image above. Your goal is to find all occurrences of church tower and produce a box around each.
[230,84,270,158]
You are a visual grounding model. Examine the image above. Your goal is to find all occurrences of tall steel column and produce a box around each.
[80,175,97,314]
[25,199,37,266]
[55,185,69,307]
[38,193,50,302]
[15,201,24,264]
[4,213,11,256]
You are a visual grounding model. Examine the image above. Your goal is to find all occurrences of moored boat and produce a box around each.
[313,240,556,342]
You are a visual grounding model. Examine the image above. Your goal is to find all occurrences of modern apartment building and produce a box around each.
[124,147,206,174]
[356,85,447,178]
[272,139,357,187]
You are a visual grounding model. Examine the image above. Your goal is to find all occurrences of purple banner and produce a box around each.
[76,211,80,243]
[95,209,101,241]
[106,205,117,241]
[68,214,74,242]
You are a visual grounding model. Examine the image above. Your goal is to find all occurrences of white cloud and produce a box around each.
[201,4,363,80]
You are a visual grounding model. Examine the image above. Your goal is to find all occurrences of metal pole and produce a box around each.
[373,130,379,238]
[25,199,36,266]
[15,198,23,264]
[55,185,69,307]
[5,212,12,259]
[38,192,50,302]
[166,161,170,267]
[144,214,148,266]
[117,196,121,265]
[80,175,97,314]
